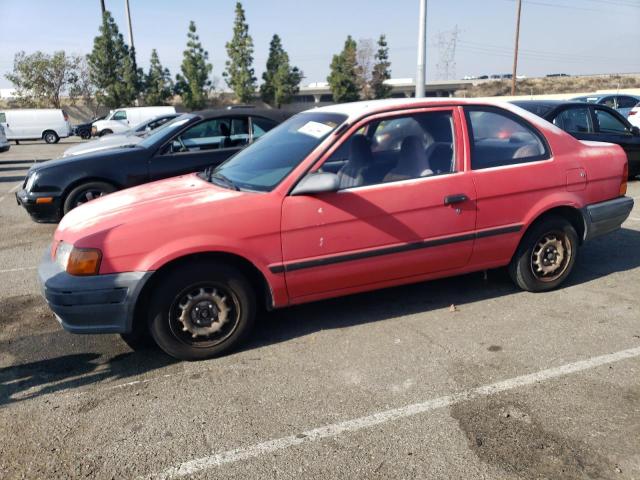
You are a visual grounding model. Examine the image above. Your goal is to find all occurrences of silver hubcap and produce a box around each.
[531,233,571,281]
[177,287,231,338]
[75,189,105,206]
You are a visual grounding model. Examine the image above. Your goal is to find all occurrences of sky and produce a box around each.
[0,0,639,90]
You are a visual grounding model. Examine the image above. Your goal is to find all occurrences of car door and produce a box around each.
[280,107,477,300]
[592,106,640,168]
[464,106,554,267]
[148,116,248,181]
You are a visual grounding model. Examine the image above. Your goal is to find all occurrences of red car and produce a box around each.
[39,99,634,360]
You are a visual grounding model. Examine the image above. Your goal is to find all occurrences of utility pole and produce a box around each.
[125,0,135,51]
[99,0,105,15]
[416,0,427,98]
[511,0,522,96]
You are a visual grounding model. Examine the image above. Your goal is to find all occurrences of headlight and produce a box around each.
[25,172,38,192]
[55,241,102,276]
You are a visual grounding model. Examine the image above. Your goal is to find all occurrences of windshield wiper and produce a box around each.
[209,171,239,191]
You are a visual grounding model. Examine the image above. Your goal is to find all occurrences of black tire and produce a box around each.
[99,129,113,137]
[147,261,256,361]
[508,215,578,292]
[43,130,59,144]
[62,181,116,214]
[120,322,156,351]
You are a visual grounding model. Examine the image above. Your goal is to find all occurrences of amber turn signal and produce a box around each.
[66,248,102,276]
[35,197,53,204]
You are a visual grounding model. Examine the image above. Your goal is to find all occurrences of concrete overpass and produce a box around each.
[285,78,478,111]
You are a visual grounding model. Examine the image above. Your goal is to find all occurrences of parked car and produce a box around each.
[37,98,633,360]
[0,108,71,144]
[0,125,10,152]
[628,103,640,128]
[63,113,181,157]
[16,109,290,222]
[570,94,640,117]
[92,106,176,136]
[72,114,107,139]
[513,100,640,178]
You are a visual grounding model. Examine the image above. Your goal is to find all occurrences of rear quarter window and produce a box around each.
[465,107,550,170]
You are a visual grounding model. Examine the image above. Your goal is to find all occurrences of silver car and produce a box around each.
[0,125,10,152]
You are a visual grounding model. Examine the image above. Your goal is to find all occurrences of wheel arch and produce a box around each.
[62,176,122,200]
[131,251,275,334]
[42,129,58,139]
[523,205,586,245]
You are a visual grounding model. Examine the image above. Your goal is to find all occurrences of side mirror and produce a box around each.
[631,126,640,136]
[291,172,340,196]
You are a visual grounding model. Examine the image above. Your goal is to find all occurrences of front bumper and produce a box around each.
[38,249,153,334]
[15,189,62,223]
[582,196,634,241]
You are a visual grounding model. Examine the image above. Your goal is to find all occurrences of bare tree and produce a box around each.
[356,38,375,99]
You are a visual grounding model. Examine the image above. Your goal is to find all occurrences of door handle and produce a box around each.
[444,194,469,205]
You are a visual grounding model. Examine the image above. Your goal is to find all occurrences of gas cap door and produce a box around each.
[566,168,587,192]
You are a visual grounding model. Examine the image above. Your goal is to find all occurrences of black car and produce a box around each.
[72,114,107,139]
[16,109,290,222]
[513,100,640,178]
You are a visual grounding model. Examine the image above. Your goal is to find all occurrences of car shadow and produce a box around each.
[246,226,640,351]
[0,330,176,407]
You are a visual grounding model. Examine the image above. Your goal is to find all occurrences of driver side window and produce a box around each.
[321,110,456,190]
[112,110,127,121]
[165,117,243,154]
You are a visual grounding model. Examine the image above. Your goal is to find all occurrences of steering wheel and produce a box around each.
[173,136,188,153]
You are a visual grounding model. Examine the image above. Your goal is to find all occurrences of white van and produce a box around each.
[0,109,71,144]
[92,106,176,136]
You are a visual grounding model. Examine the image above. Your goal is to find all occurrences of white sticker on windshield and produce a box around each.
[297,121,333,139]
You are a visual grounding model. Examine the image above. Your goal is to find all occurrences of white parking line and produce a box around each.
[0,266,37,274]
[149,346,640,479]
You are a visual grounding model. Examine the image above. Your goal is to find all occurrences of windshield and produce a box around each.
[209,112,347,192]
[137,114,195,148]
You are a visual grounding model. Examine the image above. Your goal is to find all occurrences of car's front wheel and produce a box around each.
[509,215,578,292]
[63,181,116,214]
[147,261,256,361]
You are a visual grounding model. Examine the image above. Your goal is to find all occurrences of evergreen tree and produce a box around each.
[371,34,392,99]
[327,36,360,103]
[260,34,303,108]
[87,11,138,107]
[122,46,142,104]
[143,49,173,105]
[175,21,212,110]
[224,2,256,103]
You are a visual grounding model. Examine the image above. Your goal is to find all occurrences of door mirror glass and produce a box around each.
[632,126,640,136]
[291,172,340,196]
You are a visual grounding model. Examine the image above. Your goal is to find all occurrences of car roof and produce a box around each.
[310,97,552,122]
[193,108,292,121]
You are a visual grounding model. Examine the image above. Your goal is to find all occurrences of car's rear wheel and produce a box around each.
[509,215,578,292]
[148,261,256,361]
[63,181,116,214]
[43,131,59,144]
